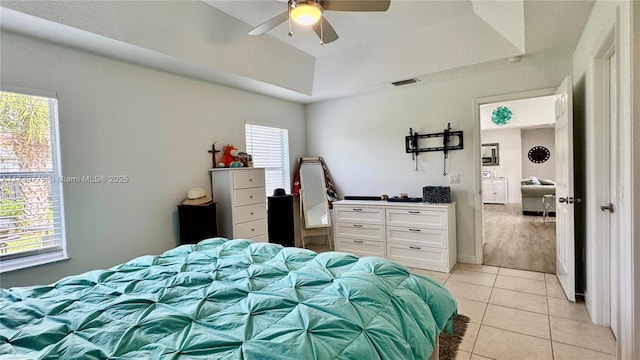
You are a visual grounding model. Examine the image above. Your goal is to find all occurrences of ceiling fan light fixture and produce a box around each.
[291,3,322,26]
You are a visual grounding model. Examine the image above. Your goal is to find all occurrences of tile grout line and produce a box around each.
[545,275,556,360]
[486,302,548,317]
[479,323,555,343]
[469,265,499,358]
[551,340,618,357]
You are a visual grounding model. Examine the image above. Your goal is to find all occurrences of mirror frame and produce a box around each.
[481,143,500,166]
[299,161,332,229]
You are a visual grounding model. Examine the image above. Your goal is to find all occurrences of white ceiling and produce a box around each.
[205,0,477,58]
[0,0,594,104]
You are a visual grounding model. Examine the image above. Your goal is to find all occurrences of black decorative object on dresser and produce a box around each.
[177,202,217,244]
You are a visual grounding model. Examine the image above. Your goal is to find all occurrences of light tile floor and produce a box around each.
[304,244,617,360]
[408,264,617,360]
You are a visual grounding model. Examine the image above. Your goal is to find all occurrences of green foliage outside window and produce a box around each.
[0,91,54,254]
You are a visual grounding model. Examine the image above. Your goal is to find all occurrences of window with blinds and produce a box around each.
[0,89,67,272]
[245,124,291,196]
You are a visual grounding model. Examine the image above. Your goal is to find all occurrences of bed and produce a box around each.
[0,238,457,359]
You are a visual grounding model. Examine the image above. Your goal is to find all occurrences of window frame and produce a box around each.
[244,123,291,197]
[0,86,68,273]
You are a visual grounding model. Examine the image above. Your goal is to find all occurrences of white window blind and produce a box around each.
[0,89,67,272]
[245,124,291,196]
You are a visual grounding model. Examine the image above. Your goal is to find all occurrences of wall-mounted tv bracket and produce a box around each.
[405,123,464,175]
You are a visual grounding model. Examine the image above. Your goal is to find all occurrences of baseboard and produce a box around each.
[584,291,594,322]
[457,254,476,264]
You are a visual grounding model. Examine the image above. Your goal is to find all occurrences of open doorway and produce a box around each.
[479,96,557,273]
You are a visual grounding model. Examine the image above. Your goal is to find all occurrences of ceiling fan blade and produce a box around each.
[321,0,390,12]
[248,11,289,35]
[312,17,339,44]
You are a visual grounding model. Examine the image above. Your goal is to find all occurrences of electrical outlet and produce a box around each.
[449,174,460,184]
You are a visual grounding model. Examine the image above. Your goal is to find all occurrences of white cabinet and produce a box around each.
[333,200,457,273]
[210,168,268,242]
[482,177,508,204]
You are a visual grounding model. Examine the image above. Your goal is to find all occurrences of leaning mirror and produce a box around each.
[481,143,500,166]
[299,160,331,228]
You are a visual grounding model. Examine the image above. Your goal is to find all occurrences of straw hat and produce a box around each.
[182,187,212,205]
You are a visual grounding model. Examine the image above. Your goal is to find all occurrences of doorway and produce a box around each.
[479,96,558,274]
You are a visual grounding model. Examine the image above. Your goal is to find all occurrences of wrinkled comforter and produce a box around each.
[0,238,457,359]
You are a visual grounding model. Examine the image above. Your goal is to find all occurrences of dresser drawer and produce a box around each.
[386,226,447,248]
[386,242,449,271]
[233,169,266,189]
[235,218,267,239]
[386,209,447,229]
[334,206,384,224]
[234,187,266,207]
[335,237,384,258]
[249,233,268,243]
[233,203,267,224]
[334,223,385,241]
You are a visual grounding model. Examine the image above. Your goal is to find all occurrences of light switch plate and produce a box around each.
[449,174,460,184]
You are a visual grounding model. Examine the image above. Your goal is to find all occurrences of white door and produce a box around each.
[554,76,575,302]
[608,51,618,337]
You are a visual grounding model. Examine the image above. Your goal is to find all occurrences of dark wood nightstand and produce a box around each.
[177,201,217,245]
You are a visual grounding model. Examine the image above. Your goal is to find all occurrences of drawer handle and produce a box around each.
[353,224,363,228]
[352,208,363,211]
[409,228,421,232]
[408,211,420,214]
[249,178,253,182]
[250,212,254,215]
[354,240,364,244]
[409,245,422,250]
[251,228,255,232]
[250,195,253,198]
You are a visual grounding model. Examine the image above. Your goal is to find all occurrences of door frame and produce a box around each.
[472,88,556,265]
[587,14,616,328]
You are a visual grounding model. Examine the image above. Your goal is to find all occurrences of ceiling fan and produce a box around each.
[248,0,391,45]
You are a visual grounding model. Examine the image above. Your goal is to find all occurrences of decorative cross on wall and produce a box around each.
[208,142,220,168]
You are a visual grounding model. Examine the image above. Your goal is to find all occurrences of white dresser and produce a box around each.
[333,200,457,273]
[210,168,268,242]
[482,177,508,204]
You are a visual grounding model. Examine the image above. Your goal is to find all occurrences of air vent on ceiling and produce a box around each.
[391,78,419,86]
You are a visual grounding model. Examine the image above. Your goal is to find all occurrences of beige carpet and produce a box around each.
[482,203,556,273]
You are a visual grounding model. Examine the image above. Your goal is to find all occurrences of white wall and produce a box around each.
[521,128,556,181]
[306,54,571,261]
[481,128,522,204]
[0,32,306,287]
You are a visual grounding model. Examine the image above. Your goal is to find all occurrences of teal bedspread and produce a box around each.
[0,238,457,359]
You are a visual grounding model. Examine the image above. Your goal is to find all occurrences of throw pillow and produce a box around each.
[539,179,555,186]
[528,176,541,185]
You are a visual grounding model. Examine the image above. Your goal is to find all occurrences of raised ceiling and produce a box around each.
[0,1,594,104]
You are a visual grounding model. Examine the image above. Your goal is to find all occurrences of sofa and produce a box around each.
[521,177,556,215]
